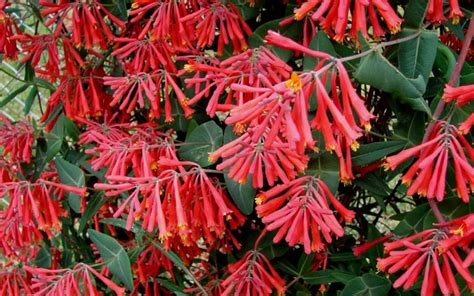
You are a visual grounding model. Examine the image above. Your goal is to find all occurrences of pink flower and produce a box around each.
[385,121,474,203]
[256,176,355,253]
[222,250,286,296]
[24,263,125,295]
[443,84,474,107]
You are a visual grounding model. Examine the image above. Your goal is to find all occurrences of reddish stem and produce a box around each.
[254,229,268,250]
[422,12,474,224]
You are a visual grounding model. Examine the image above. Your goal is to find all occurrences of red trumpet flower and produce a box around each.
[0,115,34,163]
[291,0,402,41]
[40,0,125,49]
[256,176,355,253]
[378,226,473,296]
[443,84,474,107]
[426,0,463,24]
[0,0,19,59]
[385,121,474,203]
[222,250,286,296]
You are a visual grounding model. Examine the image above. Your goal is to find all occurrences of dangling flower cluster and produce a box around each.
[209,130,309,188]
[94,159,245,251]
[182,47,292,118]
[0,264,32,295]
[378,216,474,295]
[426,0,463,24]
[103,67,193,121]
[0,0,19,59]
[0,173,86,235]
[41,67,107,121]
[385,121,473,203]
[79,121,176,177]
[0,115,34,163]
[256,176,355,253]
[134,244,174,289]
[180,0,252,55]
[222,250,286,296]
[39,0,125,49]
[24,263,126,296]
[290,0,402,42]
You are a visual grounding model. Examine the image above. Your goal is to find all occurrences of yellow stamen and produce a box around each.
[351,141,360,151]
[285,72,302,93]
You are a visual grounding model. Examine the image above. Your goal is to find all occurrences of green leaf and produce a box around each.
[88,229,133,290]
[352,141,406,166]
[33,248,52,268]
[179,121,223,167]
[248,18,302,62]
[101,0,128,21]
[224,172,255,215]
[355,51,431,114]
[0,84,29,108]
[303,31,336,70]
[393,203,430,235]
[303,270,356,285]
[403,0,429,28]
[234,0,264,20]
[79,193,108,232]
[55,158,85,213]
[434,43,457,82]
[398,29,438,83]
[24,86,38,115]
[307,152,340,194]
[341,274,391,296]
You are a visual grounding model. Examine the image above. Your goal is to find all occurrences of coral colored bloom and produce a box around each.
[385,121,474,203]
[426,0,463,24]
[353,235,393,257]
[291,0,402,41]
[40,0,124,49]
[0,115,34,163]
[443,84,474,107]
[24,263,125,296]
[0,1,19,59]
[378,227,473,295]
[221,250,286,296]
[180,1,252,55]
[256,176,355,253]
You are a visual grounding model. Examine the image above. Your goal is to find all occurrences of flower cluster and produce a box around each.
[24,263,125,296]
[0,0,19,59]
[0,115,34,163]
[256,176,355,253]
[426,0,463,24]
[385,121,473,203]
[222,250,286,296]
[378,214,474,295]
[290,0,402,42]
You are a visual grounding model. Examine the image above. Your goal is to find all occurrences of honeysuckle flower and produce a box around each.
[378,227,473,295]
[0,264,32,295]
[112,36,177,73]
[104,69,194,122]
[443,84,474,106]
[209,129,309,188]
[183,47,292,117]
[291,0,402,41]
[459,114,474,135]
[94,160,245,249]
[39,0,125,49]
[440,31,474,62]
[256,176,355,253]
[24,263,125,296]
[129,0,195,49]
[426,0,463,24]
[385,121,474,203]
[180,0,252,55]
[0,176,85,235]
[0,115,34,163]
[221,250,286,296]
[353,234,393,257]
[0,210,43,257]
[0,0,19,60]
[436,214,474,253]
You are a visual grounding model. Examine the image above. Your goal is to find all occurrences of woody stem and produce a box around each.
[423,12,474,224]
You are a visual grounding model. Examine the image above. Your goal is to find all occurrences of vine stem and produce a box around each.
[422,12,474,224]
